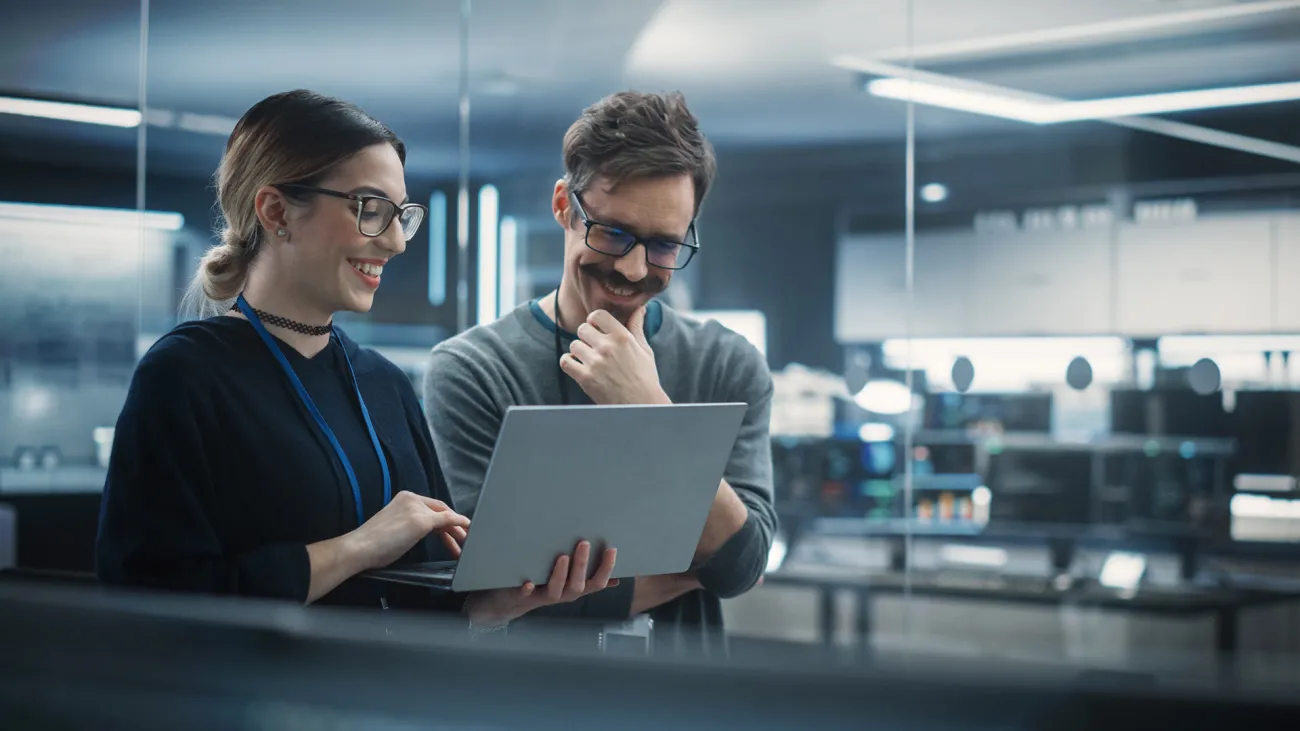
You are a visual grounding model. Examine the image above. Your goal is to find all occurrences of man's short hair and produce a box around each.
[562,91,717,217]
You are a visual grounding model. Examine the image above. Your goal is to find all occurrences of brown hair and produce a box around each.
[562,91,716,216]
[181,89,405,318]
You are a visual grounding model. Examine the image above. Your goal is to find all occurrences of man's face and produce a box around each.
[554,174,695,324]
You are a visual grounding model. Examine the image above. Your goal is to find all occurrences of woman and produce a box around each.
[98,90,615,621]
[96,90,469,609]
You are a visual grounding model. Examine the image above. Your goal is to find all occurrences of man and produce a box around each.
[424,91,776,655]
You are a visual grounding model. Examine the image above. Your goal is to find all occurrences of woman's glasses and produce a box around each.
[276,184,427,241]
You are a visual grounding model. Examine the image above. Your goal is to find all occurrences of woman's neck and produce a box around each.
[234,265,333,358]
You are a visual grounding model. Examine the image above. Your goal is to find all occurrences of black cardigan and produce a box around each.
[96,317,458,611]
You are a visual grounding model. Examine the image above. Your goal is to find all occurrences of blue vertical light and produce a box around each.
[428,190,447,306]
[476,184,500,327]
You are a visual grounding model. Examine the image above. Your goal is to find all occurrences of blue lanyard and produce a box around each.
[236,295,391,527]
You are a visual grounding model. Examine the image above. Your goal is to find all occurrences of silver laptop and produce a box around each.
[364,403,748,593]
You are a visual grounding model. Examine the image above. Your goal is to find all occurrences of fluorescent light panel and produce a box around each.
[869,78,1047,122]
[840,56,1300,164]
[867,78,1300,125]
[1099,552,1146,590]
[1160,334,1300,358]
[0,96,238,137]
[0,201,183,230]
[1232,493,1300,520]
[766,534,788,574]
[881,336,1129,393]
[883,336,1128,362]
[0,96,141,127]
[684,310,768,357]
[1235,474,1299,494]
[476,184,500,328]
[939,544,1008,568]
[853,379,915,415]
[498,216,518,316]
[858,422,896,443]
[920,183,948,203]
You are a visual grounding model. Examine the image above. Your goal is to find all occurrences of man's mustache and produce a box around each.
[580,263,667,295]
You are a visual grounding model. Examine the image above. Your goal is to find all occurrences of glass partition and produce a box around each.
[892,0,1300,684]
[0,0,148,570]
[140,0,467,389]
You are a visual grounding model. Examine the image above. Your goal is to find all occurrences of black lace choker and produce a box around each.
[231,302,332,336]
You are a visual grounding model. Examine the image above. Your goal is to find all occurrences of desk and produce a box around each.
[763,568,1300,677]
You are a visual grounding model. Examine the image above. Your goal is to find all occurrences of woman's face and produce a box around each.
[271,143,411,315]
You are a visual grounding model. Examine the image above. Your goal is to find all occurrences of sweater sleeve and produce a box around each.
[96,343,310,602]
[693,331,778,599]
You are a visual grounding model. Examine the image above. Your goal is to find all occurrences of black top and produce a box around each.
[96,317,458,611]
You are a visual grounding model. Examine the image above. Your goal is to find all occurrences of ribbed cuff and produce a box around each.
[696,516,766,599]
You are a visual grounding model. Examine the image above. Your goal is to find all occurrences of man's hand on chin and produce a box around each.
[560,306,670,405]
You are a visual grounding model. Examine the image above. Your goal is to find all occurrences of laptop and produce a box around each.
[363,403,748,593]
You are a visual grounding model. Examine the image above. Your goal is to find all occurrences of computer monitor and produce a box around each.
[1110,388,1230,438]
[985,451,1093,526]
[817,438,899,519]
[1232,390,1300,477]
[925,392,1053,433]
[1102,451,1217,528]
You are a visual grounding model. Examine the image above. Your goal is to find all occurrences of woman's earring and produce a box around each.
[276,228,287,237]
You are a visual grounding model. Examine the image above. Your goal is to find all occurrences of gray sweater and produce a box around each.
[422,300,776,654]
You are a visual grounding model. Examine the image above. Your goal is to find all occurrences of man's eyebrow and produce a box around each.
[349,185,410,204]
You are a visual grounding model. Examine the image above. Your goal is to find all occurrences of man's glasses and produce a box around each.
[276,184,428,242]
[571,193,699,271]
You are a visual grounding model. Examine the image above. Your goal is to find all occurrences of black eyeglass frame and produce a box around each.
[275,184,428,241]
[570,192,700,271]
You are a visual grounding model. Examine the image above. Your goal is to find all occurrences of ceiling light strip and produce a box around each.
[867,77,1300,125]
[0,96,141,127]
[838,57,1300,165]
[867,0,1300,62]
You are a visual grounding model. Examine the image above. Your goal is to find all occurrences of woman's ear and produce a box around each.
[253,186,290,240]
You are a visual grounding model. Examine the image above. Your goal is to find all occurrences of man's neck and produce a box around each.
[546,286,588,334]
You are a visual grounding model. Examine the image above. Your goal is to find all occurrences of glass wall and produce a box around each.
[874,0,1300,685]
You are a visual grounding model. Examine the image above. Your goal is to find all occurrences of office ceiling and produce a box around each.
[0,0,1297,179]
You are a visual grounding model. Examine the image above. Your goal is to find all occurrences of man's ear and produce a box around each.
[253,186,290,238]
[552,178,571,228]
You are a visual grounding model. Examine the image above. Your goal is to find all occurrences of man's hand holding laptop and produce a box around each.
[463,541,619,628]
